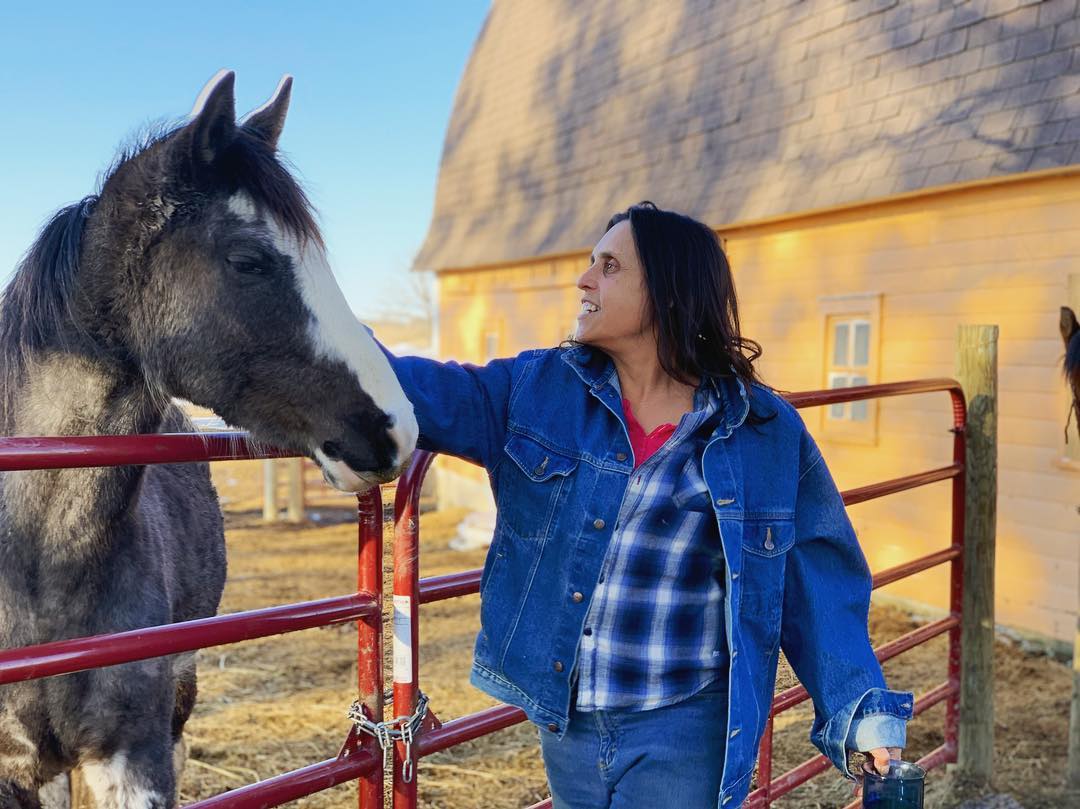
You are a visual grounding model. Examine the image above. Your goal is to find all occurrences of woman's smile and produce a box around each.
[578,299,600,319]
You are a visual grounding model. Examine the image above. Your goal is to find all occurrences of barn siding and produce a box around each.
[434,171,1080,643]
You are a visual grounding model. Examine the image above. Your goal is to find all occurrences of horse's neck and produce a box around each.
[4,351,164,552]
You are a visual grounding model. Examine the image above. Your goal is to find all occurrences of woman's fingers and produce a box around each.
[854,746,904,797]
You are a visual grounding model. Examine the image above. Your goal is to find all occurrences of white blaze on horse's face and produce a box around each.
[228,193,418,489]
[290,238,418,487]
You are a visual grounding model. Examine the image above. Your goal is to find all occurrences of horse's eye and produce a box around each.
[227,257,272,276]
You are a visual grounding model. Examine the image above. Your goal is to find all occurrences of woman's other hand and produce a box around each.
[852,746,903,798]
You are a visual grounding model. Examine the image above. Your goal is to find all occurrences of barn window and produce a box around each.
[826,317,872,422]
[818,292,882,445]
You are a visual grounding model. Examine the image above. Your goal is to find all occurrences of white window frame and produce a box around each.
[818,292,882,445]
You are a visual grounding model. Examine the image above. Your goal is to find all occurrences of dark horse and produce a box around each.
[0,72,417,808]
[1063,307,1080,445]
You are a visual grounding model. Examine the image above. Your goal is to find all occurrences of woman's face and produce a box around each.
[574,220,651,351]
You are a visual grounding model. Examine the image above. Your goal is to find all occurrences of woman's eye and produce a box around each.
[603,261,616,274]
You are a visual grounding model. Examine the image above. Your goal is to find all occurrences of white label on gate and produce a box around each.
[393,595,413,683]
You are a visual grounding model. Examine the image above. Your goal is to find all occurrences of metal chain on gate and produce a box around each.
[347,690,429,783]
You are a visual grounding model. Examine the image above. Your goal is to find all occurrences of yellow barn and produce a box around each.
[409,0,1080,649]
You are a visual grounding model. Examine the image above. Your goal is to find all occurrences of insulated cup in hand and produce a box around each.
[861,759,925,808]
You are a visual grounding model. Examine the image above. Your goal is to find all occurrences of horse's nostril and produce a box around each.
[321,441,343,460]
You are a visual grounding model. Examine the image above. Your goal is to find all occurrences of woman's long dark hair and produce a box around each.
[565,200,781,426]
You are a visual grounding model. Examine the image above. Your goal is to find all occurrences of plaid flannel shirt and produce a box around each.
[573,378,728,711]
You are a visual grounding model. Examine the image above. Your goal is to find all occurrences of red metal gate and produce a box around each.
[0,376,967,808]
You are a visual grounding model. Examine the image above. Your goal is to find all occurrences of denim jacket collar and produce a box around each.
[560,344,751,439]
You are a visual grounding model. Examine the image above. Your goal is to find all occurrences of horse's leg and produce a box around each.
[81,743,174,809]
[81,672,176,809]
[170,654,198,800]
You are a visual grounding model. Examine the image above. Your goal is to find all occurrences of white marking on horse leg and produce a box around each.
[270,224,418,474]
[38,773,71,809]
[82,754,163,809]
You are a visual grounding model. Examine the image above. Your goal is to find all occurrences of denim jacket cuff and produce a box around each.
[813,687,914,779]
[846,713,908,754]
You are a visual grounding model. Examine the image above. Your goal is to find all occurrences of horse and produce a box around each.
[0,71,418,809]
[1062,306,1080,445]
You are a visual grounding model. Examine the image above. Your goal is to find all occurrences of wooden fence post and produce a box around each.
[285,457,305,523]
[955,324,998,786]
[262,459,279,522]
[1070,619,1080,793]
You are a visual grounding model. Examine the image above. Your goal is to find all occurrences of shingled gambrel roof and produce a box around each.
[414,0,1080,271]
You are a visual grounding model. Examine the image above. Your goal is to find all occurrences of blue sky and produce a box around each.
[0,1,489,320]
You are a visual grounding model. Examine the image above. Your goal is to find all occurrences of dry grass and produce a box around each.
[177,459,1073,808]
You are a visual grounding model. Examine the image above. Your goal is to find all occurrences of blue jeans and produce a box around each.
[537,676,730,809]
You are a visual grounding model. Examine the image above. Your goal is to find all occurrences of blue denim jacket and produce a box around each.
[383,343,913,807]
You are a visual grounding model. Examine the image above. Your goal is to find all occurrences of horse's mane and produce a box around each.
[0,198,97,430]
[0,119,322,432]
[219,126,323,248]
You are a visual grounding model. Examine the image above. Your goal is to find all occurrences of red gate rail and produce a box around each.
[0,432,290,471]
[0,593,378,684]
[390,377,967,809]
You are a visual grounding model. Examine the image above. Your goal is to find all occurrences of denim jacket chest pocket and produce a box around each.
[498,432,580,541]
[670,453,715,514]
[738,519,796,660]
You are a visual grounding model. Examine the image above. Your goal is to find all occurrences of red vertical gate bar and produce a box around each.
[945,389,967,758]
[754,716,774,808]
[357,488,385,808]
[392,453,435,809]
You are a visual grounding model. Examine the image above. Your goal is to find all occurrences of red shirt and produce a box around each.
[622,398,676,469]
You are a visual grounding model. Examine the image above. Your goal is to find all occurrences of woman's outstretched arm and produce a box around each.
[368,330,514,473]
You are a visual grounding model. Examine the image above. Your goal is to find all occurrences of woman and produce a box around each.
[378,202,912,808]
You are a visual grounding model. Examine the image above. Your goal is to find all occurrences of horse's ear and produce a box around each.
[1062,306,1079,344]
[188,69,237,167]
[242,75,292,150]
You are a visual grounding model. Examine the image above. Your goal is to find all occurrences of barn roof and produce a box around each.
[414,0,1080,271]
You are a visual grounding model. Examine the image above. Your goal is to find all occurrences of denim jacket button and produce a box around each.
[548,723,559,732]
[615,452,627,461]
[553,660,564,672]
[572,592,584,603]
[593,518,606,530]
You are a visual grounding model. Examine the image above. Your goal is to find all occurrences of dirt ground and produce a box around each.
[176,459,1075,808]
